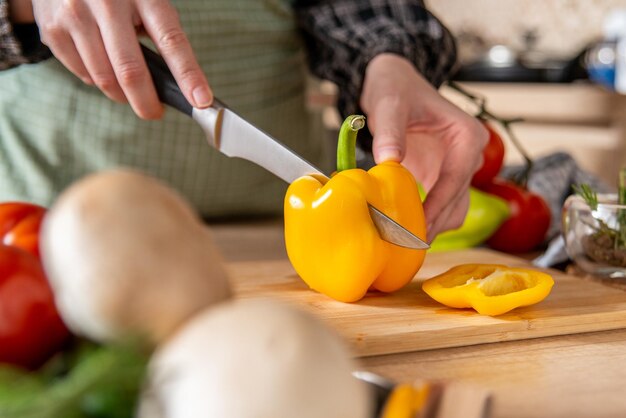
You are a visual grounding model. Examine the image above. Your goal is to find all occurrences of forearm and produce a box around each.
[294,0,457,117]
[0,0,49,70]
[8,0,32,22]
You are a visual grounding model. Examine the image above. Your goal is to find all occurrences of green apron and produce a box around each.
[0,0,329,218]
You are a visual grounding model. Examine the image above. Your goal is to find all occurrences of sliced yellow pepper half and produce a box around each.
[421,264,554,316]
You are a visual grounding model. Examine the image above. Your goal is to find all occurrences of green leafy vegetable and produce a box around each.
[0,340,149,418]
[572,183,598,211]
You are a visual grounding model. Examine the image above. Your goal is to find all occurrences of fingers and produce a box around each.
[42,29,92,85]
[138,0,212,108]
[369,96,409,163]
[95,1,163,118]
[34,0,210,119]
[425,180,471,241]
[423,159,470,233]
[71,24,127,102]
[423,120,488,240]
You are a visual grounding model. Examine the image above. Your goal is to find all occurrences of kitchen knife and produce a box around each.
[140,44,429,250]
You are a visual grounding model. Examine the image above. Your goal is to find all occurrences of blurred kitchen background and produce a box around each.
[430,0,624,67]
[311,0,626,188]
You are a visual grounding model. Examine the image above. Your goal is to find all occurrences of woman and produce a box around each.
[0,0,486,240]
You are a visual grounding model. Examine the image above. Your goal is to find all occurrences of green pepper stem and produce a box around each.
[336,115,366,172]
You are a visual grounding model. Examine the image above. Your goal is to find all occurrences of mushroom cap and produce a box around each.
[41,168,231,344]
[140,298,372,418]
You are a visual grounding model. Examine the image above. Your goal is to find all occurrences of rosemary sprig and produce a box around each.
[572,183,598,211]
[573,170,626,252]
[572,183,614,237]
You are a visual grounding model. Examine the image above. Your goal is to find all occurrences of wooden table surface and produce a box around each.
[211,219,626,418]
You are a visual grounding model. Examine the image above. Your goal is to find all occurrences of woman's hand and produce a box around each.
[30,0,212,119]
[361,54,488,241]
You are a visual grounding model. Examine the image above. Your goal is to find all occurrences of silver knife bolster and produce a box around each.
[192,106,223,148]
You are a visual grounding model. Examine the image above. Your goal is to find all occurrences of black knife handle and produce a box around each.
[140,43,193,117]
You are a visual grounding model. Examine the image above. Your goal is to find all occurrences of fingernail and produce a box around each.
[82,76,94,85]
[376,147,402,163]
[427,230,438,244]
[426,223,434,241]
[192,86,213,108]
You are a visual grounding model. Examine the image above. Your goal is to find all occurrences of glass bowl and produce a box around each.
[562,193,626,278]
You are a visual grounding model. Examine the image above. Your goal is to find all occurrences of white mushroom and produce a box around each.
[139,298,372,418]
[40,168,231,344]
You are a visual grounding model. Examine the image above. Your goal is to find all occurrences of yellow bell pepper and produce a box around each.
[284,115,427,302]
[381,383,430,418]
[422,264,554,316]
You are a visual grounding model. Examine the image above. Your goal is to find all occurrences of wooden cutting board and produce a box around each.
[229,248,626,357]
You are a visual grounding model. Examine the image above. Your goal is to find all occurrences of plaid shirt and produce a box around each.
[0,0,456,117]
[0,1,51,70]
[294,0,457,118]
[0,1,23,68]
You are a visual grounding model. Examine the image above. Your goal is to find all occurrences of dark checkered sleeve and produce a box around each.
[0,0,50,70]
[294,0,457,118]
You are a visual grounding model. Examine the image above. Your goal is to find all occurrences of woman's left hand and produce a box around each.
[361,53,488,241]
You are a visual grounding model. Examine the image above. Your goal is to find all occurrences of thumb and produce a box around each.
[369,100,409,164]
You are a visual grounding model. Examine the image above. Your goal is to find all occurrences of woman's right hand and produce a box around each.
[30,0,212,119]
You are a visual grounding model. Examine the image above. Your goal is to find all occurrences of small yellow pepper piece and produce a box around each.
[422,264,554,316]
[284,115,427,302]
[381,383,430,418]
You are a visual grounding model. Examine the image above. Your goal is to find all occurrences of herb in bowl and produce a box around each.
[573,168,626,268]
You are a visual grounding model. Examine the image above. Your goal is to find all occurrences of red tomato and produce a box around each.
[0,244,70,369]
[0,202,47,258]
[481,178,551,253]
[471,122,505,187]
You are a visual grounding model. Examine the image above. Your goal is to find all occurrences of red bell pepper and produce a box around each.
[0,202,70,369]
[0,202,47,258]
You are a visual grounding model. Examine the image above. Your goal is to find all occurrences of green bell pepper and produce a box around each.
[430,188,510,251]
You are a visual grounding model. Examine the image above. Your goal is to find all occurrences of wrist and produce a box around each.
[361,53,435,114]
[365,53,433,89]
[8,0,34,23]
[366,53,414,74]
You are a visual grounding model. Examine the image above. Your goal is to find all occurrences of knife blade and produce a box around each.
[140,44,429,250]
